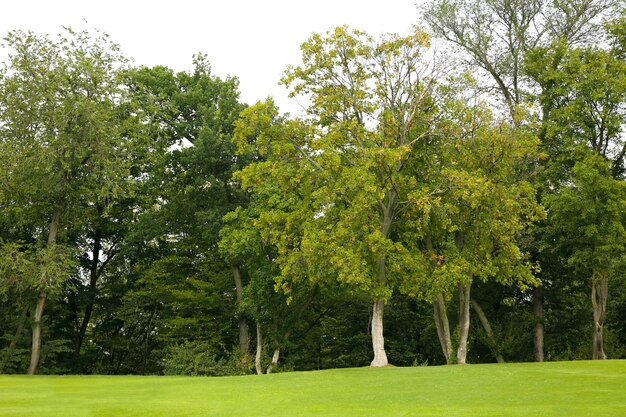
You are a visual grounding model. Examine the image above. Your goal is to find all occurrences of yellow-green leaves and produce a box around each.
[234,25,544,309]
[236,27,441,303]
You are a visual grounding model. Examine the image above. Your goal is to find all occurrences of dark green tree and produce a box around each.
[0,28,133,374]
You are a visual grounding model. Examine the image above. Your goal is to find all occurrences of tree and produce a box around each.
[222,112,330,374]
[96,58,250,371]
[422,0,619,362]
[400,89,543,364]
[543,152,626,359]
[0,242,68,372]
[0,28,131,374]
[234,27,438,366]
[226,100,319,372]
[423,0,616,117]
[528,28,626,358]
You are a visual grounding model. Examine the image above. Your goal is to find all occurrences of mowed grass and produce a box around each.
[1,360,625,416]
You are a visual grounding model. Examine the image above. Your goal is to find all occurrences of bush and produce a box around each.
[164,341,241,376]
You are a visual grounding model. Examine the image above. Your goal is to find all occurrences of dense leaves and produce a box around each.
[1,10,625,375]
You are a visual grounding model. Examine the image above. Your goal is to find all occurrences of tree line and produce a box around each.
[0,0,625,375]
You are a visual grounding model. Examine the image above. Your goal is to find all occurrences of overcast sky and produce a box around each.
[1,0,420,114]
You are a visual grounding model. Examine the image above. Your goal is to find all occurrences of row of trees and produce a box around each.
[1,0,625,374]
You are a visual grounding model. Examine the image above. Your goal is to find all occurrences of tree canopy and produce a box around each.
[1,9,625,375]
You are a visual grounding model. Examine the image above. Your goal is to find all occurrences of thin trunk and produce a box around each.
[533,285,544,362]
[232,265,250,355]
[454,231,471,365]
[74,232,101,357]
[433,293,452,364]
[255,321,263,375]
[1,306,29,373]
[370,298,388,367]
[27,291,47,375]
[27,206,62,375]
[266,348,280,374]
[426,235,452,364]
[591,272,609,360]
[139,306,158,375]
[471,298,504,363]
[456,282,471,364]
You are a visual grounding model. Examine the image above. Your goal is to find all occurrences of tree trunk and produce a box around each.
[27,290,47,375]
[74,232,101,357]
[1,306,29,373]
[591,272,609,360]
[433,293,452,364]
[471,298,504,363]
[255,321,263,375]
[232,265,250,355]
[370,298,388,367]
[238,320,251,357]
[139,306,157,375]
[266,348,280,374]
[27,206,62,375]
[456,282,471,364]
[368,199,393,367]
[532,285,544,362]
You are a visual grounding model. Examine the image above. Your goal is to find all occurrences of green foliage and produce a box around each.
[1,15,626,374]
[400,93,544,302]
[164,341,244,376]
[526,40,626,182]
[0,28,132,215]
[0,241,75,299]
[0,242,35,300]
[237,27,437,303]
[59,59,251,374]
[543,152,626,276]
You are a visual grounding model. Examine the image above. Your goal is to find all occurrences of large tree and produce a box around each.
[527,23,626,358]
[422,0,619,362]
[0,28,132,374]
[543,153,626,359]
[235,27,438,366]
[423,0,616,116]
[99,57,250,370]
[400,88,543,364]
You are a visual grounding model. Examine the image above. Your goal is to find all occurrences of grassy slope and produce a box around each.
[0,360,625,416]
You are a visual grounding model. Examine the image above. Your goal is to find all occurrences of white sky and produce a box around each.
[0,0,420,115]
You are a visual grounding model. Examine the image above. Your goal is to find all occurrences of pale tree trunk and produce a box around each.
[368,198,394,367]
[255,321,263,375]
[433,293,452,364]
[471,298,504,363]
[369,254,389,367]
[232,265,250,355]
[533,285,544,362]
[454,231,471,365]
[591,272,609,360]
[27,207,62,375]
[456,281,471,364]
[370,298,388,367]
[266,348,280,374]
[0,306,29,373]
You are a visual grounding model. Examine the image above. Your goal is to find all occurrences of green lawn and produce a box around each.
[1,360,625,416]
